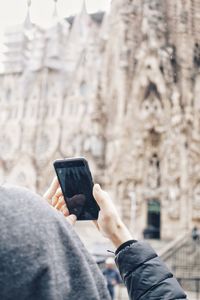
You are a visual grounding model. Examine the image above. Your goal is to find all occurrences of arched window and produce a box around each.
[143,199,161,239]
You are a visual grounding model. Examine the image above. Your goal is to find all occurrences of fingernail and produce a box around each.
[94,184,101,192]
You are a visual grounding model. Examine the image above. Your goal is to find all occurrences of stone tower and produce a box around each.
[0,0,200,240]
[100,0,200,239]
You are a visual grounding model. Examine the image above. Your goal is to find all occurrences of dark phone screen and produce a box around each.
[54,160,100,220]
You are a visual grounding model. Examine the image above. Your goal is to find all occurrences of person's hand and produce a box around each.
[43,177,77,225]
[93,184,133,248]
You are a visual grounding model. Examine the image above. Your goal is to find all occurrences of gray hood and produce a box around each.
[0,185,111,300]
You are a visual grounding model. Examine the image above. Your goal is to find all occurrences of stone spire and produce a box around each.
[0,0,34,74]
[81,0,87,15]
[69,0,91,41]
[53,0,58,17]
[49,0,60,31]
[24,0,32,30]
[64,0,93,77]
[44,0,69,70]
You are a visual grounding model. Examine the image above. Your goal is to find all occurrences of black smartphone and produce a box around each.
[53,157,100,220]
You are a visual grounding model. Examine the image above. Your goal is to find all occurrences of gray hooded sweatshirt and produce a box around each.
[0,185,111,300]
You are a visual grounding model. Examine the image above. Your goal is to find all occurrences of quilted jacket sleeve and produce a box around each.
[115,241,187,300]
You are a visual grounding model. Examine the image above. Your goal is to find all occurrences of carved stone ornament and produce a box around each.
[146,154,160,189]
[168,184,181,220]
[0,125,21,160]
[192,182,200,220]
[8,157,37,190]
[35,124,60,165]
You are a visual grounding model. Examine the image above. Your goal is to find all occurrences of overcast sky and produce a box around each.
[0,0,110,30]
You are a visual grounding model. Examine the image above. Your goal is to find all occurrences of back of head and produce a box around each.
[0,185,110,300]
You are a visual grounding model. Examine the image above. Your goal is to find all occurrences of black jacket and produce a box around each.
[115,241,187,300]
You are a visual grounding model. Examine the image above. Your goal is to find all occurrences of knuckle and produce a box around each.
[52,196,58,205]
[58,197,64,204]
[56,188,62,195]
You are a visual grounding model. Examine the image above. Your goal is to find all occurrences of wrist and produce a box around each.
[110,222,133,248]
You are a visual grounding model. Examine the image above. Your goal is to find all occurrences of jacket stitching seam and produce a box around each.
[134,273,173,300]
[124,253,158,281]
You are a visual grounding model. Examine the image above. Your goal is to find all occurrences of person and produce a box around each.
[0,183,110,300]
[103,257,121,299]
[192,226,199,242]
[0,178,187,300]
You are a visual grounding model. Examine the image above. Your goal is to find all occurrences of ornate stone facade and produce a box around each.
[0,0,200,240]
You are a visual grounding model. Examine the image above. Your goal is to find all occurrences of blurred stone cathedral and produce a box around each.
[0,0,200,240]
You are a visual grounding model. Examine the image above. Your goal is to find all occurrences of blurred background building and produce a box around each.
[0,0,200,297]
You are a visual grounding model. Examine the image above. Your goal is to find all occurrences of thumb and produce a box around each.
[93,184,110,210]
